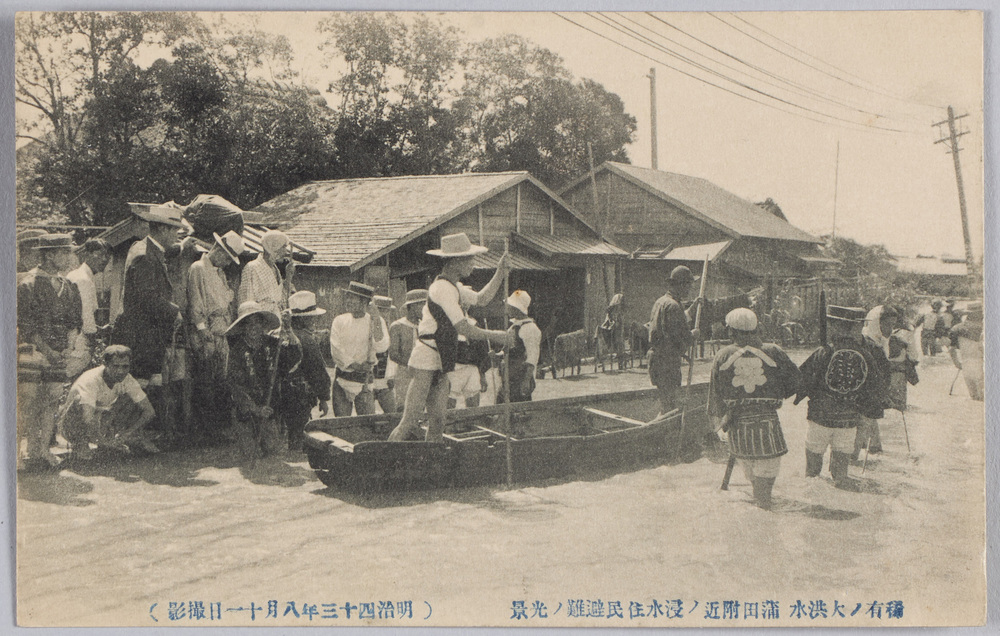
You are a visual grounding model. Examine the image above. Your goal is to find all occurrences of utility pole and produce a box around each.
[831,140,840,239]
[933,106,975,277]
[646,67,658,170]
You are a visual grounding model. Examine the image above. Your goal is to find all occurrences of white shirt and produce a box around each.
[329,313,389,371]
[66,262,98,335]
[511,318,542,367]
[417,278,479,336]
[67,365,147,411]
[239,254,285,314]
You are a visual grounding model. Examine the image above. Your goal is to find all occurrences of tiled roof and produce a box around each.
[566,162,821,244]
[513,233,628,257]
[253,172,596,270]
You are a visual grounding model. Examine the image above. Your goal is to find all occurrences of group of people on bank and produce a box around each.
[645,263,984,510]
[16,212,542,469]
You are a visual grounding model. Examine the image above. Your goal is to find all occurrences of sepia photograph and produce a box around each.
[10,5,988,628]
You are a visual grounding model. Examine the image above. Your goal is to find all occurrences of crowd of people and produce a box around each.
[646,266,985,510]
[16,213,543,470]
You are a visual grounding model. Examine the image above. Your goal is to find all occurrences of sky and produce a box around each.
[17,10,985,260]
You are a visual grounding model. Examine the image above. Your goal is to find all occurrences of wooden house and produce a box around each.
[252,172,626,339]
[560,162,832,325]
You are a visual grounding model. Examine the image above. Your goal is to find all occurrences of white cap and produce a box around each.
[725,307,758,332]
[507,289,531,315]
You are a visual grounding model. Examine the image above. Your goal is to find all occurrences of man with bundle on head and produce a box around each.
[499,290,542,403]
[387,289,426,411]
[17,233,83,470]
[797,305,890,489]
[388,233,513,443]
[329,282,389,417]
[59,345,157,460]
[710,308,799,509]
[279,291,331,451]
[239,229,293,314]
[187,231,246,443]
[226,301,301,461]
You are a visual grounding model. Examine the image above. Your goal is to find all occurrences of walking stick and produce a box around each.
[861,429,872,474]
[680,254,710,452]
[948,367,962,395]
[502,239,513,489]
[901,411,911,453]
[721,454,737,490]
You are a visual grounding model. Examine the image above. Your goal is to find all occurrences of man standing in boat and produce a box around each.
[329,282,389,417]
[709,308,800,510]
[387,233,513,443]
[648,266,704,415]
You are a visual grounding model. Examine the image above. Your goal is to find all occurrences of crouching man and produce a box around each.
[59,345,158,460]
[709,309,799,509]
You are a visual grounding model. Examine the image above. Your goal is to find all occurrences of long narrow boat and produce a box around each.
[303,383,709,492]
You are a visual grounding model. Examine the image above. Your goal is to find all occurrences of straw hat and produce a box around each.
[725,308,758,332]
[343,281,375,300]
[289,291,326,317]
[507,289,531,315]
[226,301,280,335]
[426,233,488,258]
[213,231,245,265]
[404,289,428,306]
[669,265,700,284]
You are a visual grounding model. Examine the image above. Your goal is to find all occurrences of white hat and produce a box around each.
[507,289,531,315]
[289,290,326,317]
[226,301,281,335]
[427,233,489,258]
[213,231,245,265]
[725,307,758,332]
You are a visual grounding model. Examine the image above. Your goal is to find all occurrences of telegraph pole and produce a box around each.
[647,67,658,170]
[933,106,975,277]
[831,140,840,239]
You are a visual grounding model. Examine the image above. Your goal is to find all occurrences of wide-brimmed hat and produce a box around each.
[226,301,280,335]
[34,233,75,251]
[128,202,187,228]
[289,291,326,317]
[670,265,700,284]
[343,281,375,301]
[374,295,394,311]
[827,305,867,323]
[404,289,428,306]
[725,307,758,332]
[213,231,245,265]
[507,289,531,315]
[427,233,489,258]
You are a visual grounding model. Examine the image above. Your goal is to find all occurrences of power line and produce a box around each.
[624,12,922,127]
[574,13,917,134]
[713,12,946,113]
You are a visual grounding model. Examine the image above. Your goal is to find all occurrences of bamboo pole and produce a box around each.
[503,238,513,488]
[680,254,710,450]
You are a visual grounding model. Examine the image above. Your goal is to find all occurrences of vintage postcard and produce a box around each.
[13,9,986,627]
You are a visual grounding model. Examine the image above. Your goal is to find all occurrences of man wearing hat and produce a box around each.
[388,233,513,442]
[913,299,943,356]
[226,301,302,460]
[67,238,112,346]
[328,282,389,417]
[187,231,246,440]
[239,229,293,314]
[709,308,799,509]
[388,289,427,411]
[111,203,184,398]
[950,301,984,401]
[278,291,332,451]
[796,305,890,489]
[17,233,83,469]
[499,290,543,403]
[16,229,48,281]
[648,265,705,449]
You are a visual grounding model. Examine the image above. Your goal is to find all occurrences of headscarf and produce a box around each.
[261,230,290,256]
[862,305,890,355]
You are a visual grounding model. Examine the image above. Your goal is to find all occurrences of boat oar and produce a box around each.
[680,254,709,454]
[502,239,513,489]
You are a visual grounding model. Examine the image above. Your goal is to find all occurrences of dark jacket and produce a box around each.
[796,337,891,427]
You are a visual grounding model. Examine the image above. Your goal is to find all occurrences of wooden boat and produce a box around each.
[303,382,710,492]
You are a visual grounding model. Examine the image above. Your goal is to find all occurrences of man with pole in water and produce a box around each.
[388,233,513,443]
[710,308,800,509]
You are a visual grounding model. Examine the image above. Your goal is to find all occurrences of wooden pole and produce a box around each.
[503,238,513,488]
[680,254,710,448]
[647,67,658,170]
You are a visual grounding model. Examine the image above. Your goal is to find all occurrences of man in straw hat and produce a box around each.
[709,308,800,509]
[17,233,83,469]
[187,231,246,442]
[796,305,890,489]
[239,229,293,314]
[67,238,112,347]
[226,301,301,460]
[388,233,514,442]
[328,282,389,417]
[387,289,427,411]
[499,290,543,403]
[278,291,332,451]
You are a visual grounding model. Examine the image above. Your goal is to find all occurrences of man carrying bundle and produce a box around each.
[709,308,800,509]
[387,233,512,443]
[328,282,388,417]
[796,305,890,489]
